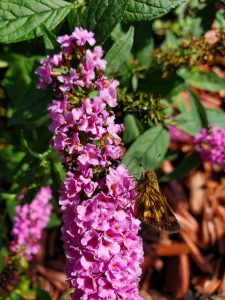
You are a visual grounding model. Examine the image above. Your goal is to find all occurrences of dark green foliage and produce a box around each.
[105,26,134,74]
[123,0,186,21]
[0,0,73,43]
[122,125,170,175]
[81,0,130,44]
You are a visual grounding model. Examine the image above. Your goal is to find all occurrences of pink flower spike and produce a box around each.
[36,26,144,300]
[10,187,52,261]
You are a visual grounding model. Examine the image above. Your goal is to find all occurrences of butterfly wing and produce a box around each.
[135,183,180,233]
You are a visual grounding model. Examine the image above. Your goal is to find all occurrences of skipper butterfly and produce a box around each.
[135,169,180,233]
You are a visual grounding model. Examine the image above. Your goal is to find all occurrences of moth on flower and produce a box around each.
[135,169,180,233]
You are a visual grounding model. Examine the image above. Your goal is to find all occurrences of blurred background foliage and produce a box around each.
[0,0,225,299]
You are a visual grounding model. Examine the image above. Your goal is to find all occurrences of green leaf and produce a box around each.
[173,111,198,135]
[47,213,61,228]
[3,54,34,103]
[110,23,124,41]
[1,193,16,220]
[141,70,184,98]
[67,4,78,32]
[6,195,16,220]
[172,90,189,113]
[122,125,170,175]
[9,293,24,300]
[36,287,51,300]
[206,109,225,128]
[194,1,216,36]
[178,70,225,92]
[2,54,51,124]
[0,145,25,179]
[132,74,138,92]
[105,26,134,75]
[41,25,58,51]
[0,0,72,43]
[0,60,8,68]
[161,98,173,116]
[123,0,185,22]
[81,0,130,44]
[12,155,51,190]
[50,158,66,188]
[163,29,178,49]
[216,8,225,30]
[188,88,209,129]
[133,21,154,68]
[123,114,143,144]
[174,88,209,135]
[160,152,201,182]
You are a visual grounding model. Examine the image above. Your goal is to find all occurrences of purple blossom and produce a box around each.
[86,46,106,71]
[36,27,144,299]
[36,59,52,89]
[10,187,52,261]
[168,125,192,143]
[58,69,79,93]
[99,80,119,107]
[57,34,75,54]
[72,27,96,46]
[36,54,62,89]
[193,125,225,170]
[78,144,101,165]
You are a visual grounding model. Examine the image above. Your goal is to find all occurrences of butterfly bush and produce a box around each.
[194,125,225,171]
[10,186,52,261]
[36,27,144,300]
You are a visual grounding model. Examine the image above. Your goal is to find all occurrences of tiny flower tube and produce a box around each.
[10,187,52,261]
[37,27,144,299]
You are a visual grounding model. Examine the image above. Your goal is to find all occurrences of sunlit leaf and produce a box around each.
[0,0,72,43]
